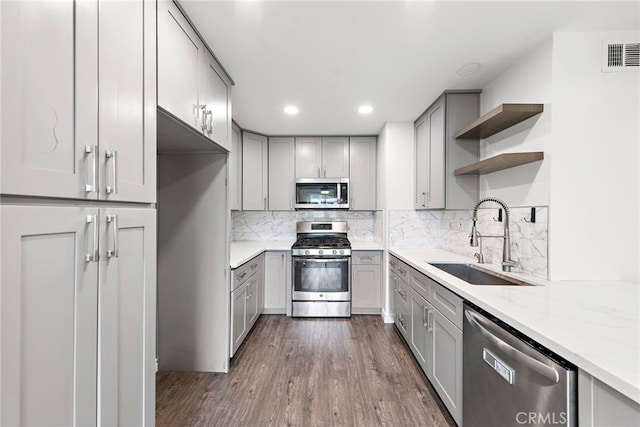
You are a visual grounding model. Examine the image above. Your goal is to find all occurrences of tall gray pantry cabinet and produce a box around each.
[1,1,157,425]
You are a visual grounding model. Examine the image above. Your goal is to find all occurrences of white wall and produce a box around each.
[479,38,553,206]
[379,122,415,210]
[549,31,639,282]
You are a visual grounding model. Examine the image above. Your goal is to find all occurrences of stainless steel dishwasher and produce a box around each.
[463,303,577,427]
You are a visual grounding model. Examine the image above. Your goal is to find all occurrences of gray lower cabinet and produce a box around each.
[264,251,290,314]
[579,370,640,426]
[1,205,156,426]
[230,254,265,357]
[390,255,463,426]
[352,250,382,314]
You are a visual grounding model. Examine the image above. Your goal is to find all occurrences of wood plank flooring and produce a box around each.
[156,315,456,427]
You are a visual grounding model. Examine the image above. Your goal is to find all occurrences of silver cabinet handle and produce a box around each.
[263,197,267,210]
[390,260,397,268]
[398,268,407,276]
[350,198,354,209]
[85,145,97,193]
[423,306,428,327]
[290,199,293,210]
[199,104,207,131]
[317,166,321,177]
[85,215,98,262]
[427,309,433,332]
[251,263,258,270]
[106,214,118,258]
[237,272,247,281]
[422,192,426,207]
[105,150,118,194]
[207,110,213,135]
[323,165,326,177]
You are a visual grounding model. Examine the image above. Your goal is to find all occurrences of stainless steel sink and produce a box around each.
[429,263,532,286]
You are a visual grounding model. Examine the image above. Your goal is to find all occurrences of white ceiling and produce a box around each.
[180,0,640,136]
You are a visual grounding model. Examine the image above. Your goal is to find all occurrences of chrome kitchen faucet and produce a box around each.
[470,197,517,272]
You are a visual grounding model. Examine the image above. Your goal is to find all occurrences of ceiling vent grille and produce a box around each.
[603,42,640,72]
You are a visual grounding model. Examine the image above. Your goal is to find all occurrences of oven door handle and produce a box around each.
[294,257,350,263]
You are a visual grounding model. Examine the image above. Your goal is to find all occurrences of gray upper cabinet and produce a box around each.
[295,137,322,178]
[268,137,295,210]
[98,0,157,203]
[242,132,268,210]
[158,0,200,130]
[349,137,376,210]
[415,91,480,210]
[229,123,243,210]
[200,50,232,151]
[158,0,232,151]
[295,137,349,178]
[1,0,156,202]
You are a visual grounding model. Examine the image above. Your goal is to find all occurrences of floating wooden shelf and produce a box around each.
[454,103,544,139]
[454,152,544,175]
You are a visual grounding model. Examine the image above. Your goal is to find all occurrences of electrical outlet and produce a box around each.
[455,219,465,231]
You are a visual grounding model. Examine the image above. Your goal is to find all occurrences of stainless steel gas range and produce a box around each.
[291,221,351,317]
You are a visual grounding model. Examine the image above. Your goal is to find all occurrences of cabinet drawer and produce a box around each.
[352,251,381,265]
[409,269,430,301]
[232,254,263,290]
[429,280,464,329]
[390,257,410,284]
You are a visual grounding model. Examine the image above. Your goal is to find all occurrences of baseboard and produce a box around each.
[381,308,395,324]
[263,308,286,315]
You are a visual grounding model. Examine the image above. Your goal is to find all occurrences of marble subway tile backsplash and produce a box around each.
[232,210,379,242]
[390,207,549,279]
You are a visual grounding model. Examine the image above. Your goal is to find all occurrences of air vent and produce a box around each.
[603,41,640,72]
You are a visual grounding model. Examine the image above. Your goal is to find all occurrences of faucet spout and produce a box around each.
[471,197,515,272]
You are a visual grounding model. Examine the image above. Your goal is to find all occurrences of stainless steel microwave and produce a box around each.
[295,178,349,209]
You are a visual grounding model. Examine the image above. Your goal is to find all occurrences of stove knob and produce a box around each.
[339,250,344,255]
[333,249,337,255]
[305,250,310,255]
[319,250,323,255]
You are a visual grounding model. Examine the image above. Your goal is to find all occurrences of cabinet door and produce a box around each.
[242,132,268,210]
[268,137,295,210]
[264,252,288,312]
[246,275,260,329]
[295,137,322,178]
[1,1,98,199]
[230,284,248,356]
[352,264,381,312]
[427,98,446,209]
[201,50,232,151]
[349,137,376,210]
[431,309,463,425]
[99,0,156,203]
[410,291,432,375]
[98,208,156,427]
[157,0,201,130]
[414,113,429,209]
[322,137,349,178]
[229,123,243,210]
[1,205,98,426]
[415,96,445,209]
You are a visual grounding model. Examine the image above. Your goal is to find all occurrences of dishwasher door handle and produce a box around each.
[465,309,560,384]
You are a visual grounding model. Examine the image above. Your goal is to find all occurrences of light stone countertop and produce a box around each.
[230,241,294,268]
[389,247,640,404]
[230,240,382,268]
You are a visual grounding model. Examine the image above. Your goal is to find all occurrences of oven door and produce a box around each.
[292,257,350,301]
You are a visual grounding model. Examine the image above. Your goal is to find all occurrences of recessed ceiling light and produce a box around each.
[456,62,482,76]
[284,105,299,115]
[358,105,373,114]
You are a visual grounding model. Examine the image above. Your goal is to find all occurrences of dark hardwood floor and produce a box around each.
[156,315,456,427]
